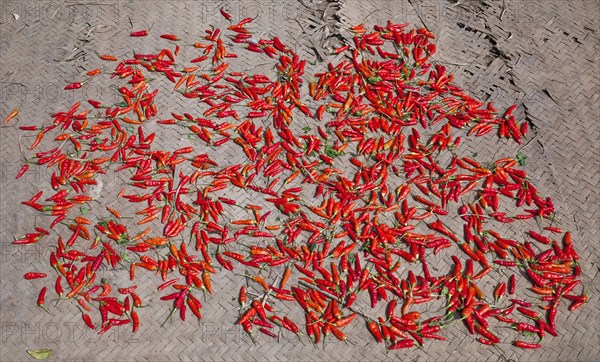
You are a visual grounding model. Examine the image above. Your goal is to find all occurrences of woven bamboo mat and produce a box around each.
[1,1,597,361]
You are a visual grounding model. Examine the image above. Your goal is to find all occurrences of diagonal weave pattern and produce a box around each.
[1,0,598,361]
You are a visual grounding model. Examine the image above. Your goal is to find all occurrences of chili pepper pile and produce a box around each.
[10,13,587,351]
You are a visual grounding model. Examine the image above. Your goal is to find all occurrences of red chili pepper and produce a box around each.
[24,272,47,280]
[117,286,137,295]
[36,287,49,313]
[160,34,179,41]
[220,8,232,20]
[82,313,95,329]
[15,164,29,179]
[513,340,541,349]
[390,337,414,350]
[187,295,202,320]
[64,82,83,90]
[568,295,588,311]
[238,308,257,325]
[544,226,563,234]
[100,54,118,61]
[130,30,148,37]
[367,321,383,343]
[494,282,507,301]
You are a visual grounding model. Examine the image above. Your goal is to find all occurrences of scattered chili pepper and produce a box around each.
[24,272,47,280]
[4,107,19,124]
[10,18,585,353]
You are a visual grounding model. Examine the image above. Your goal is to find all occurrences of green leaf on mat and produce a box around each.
[516,152,527,166]
[27,349,53,360]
